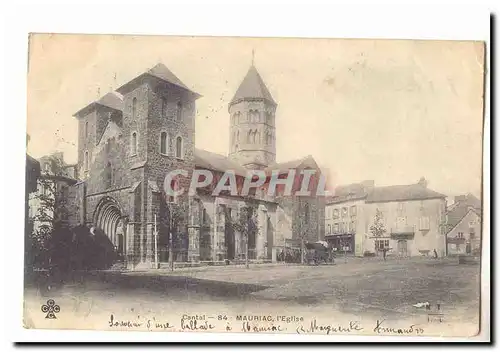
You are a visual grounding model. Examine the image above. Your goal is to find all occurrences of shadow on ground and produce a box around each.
[25,270,271,301]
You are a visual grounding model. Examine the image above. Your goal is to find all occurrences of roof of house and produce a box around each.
[446,207,481,235]
[194,149,248,176]
[365,183,446,203]
[116,63,201,97]
[230,65,276,105]
[265,155,318,174]
[446,194,482,232]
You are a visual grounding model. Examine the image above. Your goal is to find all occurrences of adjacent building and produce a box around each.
[325,177,448,257]
[28,152,78,234]
[445,194,482,256]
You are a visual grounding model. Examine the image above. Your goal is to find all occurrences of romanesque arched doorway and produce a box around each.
[93,197,126,258]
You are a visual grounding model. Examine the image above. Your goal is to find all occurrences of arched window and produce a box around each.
[85,121,89,138]
[237,130,240,142]
[247,130,252,143]
[132,97,137,119]
[176,102,182,121]
[175,136,183,158]
[256,130,261,144]
[160,132,168,155]
[105,162,112,189]
[161,97,167,118]
[131,132,137,155]
[328,224,331,234]
[84,151,89,171]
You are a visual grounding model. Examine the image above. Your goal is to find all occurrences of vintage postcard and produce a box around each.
[24,34,487,340]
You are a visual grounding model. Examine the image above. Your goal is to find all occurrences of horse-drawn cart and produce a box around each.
[305,241,335,265]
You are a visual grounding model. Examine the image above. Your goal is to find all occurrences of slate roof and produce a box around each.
[116,63,201,97]
[446,194,482,231]
[230,65,276,105]
[365,184,446,203]
[73,91,124,118]
[265,155,318,174]
[96,92,123,111]
[194,149,248,176]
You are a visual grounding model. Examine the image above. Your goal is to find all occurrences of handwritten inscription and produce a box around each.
[109,314,143,328]
[297,319,363,335]
[107,313,432,336]
[373,319,425,335]
[242,321,284,333]
[180,318,216,331]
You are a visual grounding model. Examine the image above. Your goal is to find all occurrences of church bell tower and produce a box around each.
[228,54,277,170]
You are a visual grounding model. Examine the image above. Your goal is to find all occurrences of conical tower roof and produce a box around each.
[230,65,276,105]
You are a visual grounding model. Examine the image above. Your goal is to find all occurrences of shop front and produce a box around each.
[325,233,355,254]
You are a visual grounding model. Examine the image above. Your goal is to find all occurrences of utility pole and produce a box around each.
[154,214,158,269]
[245,207,250,269]
[213,197,218,262]
[169,203,174,271]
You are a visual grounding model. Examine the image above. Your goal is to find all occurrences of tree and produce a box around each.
[28,154,71,269]
[160,199,189,270]
[231,204,258,269]
[292,198,310,264]
[369,209,387,254]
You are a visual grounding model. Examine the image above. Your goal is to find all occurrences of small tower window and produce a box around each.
[85,121,89,138]
[175,136,183,159]
[160,132,168,155]
[132,97,137,119]
[176,102,183,121]
[131,132,138,156]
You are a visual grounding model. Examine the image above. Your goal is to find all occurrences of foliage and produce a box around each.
[369,209,387,238]
[230,204,258,240]
[291,198,310,264]
[27,154,72,270]
[230,203,258,268]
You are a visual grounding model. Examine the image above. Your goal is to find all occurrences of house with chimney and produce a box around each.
[325,177,447,257]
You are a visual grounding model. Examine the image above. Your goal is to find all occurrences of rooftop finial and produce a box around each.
[251,48,255,66]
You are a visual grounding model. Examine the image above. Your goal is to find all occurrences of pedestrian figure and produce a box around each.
[433,249,438,259]
[382,247,387,261]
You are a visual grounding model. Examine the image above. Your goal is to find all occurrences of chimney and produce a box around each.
[418,177,428,188]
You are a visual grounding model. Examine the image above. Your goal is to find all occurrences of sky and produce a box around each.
[26,34,484,199]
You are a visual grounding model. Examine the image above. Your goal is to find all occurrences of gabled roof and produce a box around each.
[446,207,481,235]
[365,184,446,203]
[73,91,124,118]
[97,92,123,111]
[265,155,318,175]
[194,149,248,176]
[446,202,482,232]
[230,65,276,105]
[116,63,201,98]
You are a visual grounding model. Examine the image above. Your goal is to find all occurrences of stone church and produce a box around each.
[69,62,325,268]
